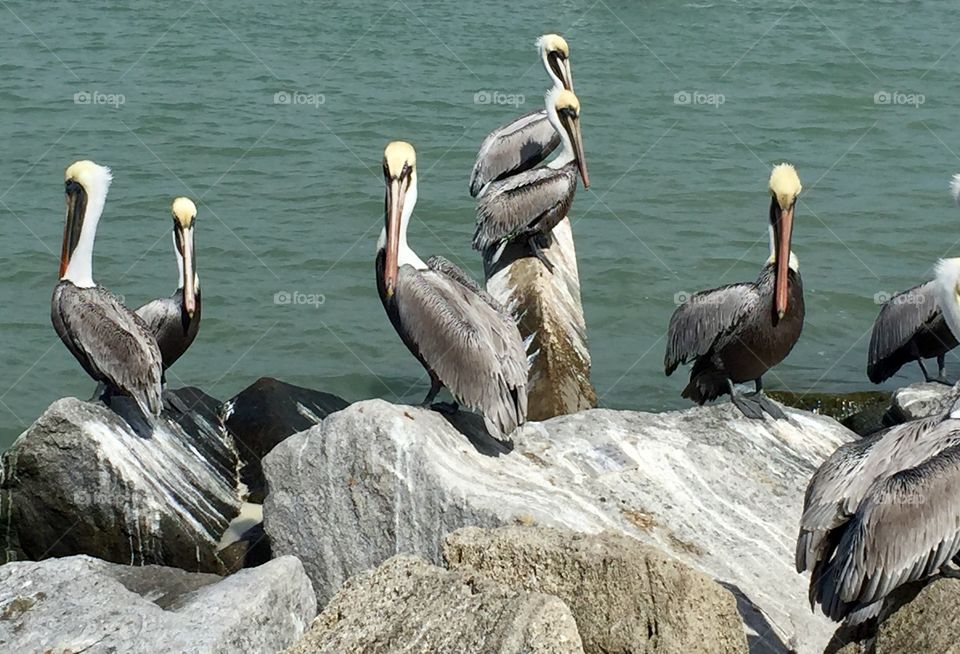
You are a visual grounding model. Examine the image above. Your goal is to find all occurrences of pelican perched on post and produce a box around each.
[664,164,804,420]
[469,33,574,198]
[136,197,201,379]
[472,88,589,272]
[797,398,960,622]
[866,175,960,385]
[51,161,163,417]
[376,141,529,438]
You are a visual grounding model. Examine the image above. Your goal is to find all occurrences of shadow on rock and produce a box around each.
[435,406,513,458]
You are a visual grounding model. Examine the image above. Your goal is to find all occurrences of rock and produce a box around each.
[885,382,957,424]
[484,217,596,420]
[0,554,316,653]
[262,398,854,654]
[767,390,890,436]
[286,554,584,654]
[443,526,748,653]
[825,576,960,654]
[0,393,241,573]
[221,377,349,503]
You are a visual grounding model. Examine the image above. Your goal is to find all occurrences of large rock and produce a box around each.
[484,217,597,419]
[827,576,960,653]
[221,377,349,503]
[443,526,747,653]
[286,554,584,654]
[767,390,890,436]
[0,554,316,653]
[0,391,241,573]
[262,398,854,653]
[886,381,957,423]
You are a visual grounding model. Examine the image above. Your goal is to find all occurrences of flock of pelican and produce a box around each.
[46,33,960,635]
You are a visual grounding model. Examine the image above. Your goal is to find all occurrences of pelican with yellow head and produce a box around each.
[664,163,805,420]
[136,197,201,378]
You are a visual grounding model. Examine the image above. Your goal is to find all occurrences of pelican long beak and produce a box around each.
[179,224,197,318]
[566,116,590,188]
[774,204,794,320]
[383,175,408,298]
[560,58,574,91]
[60,181,87,278]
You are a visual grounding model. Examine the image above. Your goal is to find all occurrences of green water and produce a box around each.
[2,0,959,448]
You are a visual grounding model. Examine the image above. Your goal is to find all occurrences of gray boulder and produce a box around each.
[286,554,584,654]
[1,393,240,573]
[0,554,316,653]
[262,399,854,654]
[886,381,957,423]
[443,526,748,653]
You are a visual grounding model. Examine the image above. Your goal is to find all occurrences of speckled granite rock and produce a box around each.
[0,554,316,653]
[263,398,854,653]
[443,526,748,653]
[886,381,957,423]
[285,554,583,654]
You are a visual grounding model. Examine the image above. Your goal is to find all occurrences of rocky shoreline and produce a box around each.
[1,379,957,653]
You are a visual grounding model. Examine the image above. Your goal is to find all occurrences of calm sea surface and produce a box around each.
[2,0,959,448]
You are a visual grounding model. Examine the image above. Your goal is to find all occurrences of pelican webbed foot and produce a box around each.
[750,392,788,420]
[727,380,765,420]
[919,358,954,386]
[431,401,460,415]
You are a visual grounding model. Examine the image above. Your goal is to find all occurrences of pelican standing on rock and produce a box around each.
[51,161,163,417]
[469,33,574,198]
[136,197,201,379]
[797,398,960,622]
[866,175,960,385]
[376,141,530,438]
[472,88,589,272]
[664,164,805,420]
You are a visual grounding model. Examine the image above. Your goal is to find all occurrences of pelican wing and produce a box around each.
[469,109,560,197]
[136,296,180,337]
[867,281,947,382]
[664,282,760,374]
[796,415,957,574]
[472,164,577,251]
[812,442,960,619]
[395,263,528,436]
[425,255,508,316]
[53,282,163,416]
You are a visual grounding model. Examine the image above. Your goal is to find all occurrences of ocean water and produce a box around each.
[2,0,959,448]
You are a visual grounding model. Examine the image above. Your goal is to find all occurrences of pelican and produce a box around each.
[664,164,804,420]
[797,399,960,622]
[469,33,574,198]
[136,197,201,379]
[51,161,163,417]
[866,176,960,385]
[376,141,529,438]
[472,88,589,272]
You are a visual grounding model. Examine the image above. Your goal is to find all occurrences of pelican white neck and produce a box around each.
[377,171,427,270]
[63,170,111,289]
[545,94,574,170]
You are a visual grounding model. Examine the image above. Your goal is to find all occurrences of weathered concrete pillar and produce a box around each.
[483,217,597,420]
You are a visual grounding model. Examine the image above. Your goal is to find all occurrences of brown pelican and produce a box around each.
[376,141,529,438]
[866,176,960,384]
[797,400,960,622]
[136,197,201,379]
[469,33,574,198]
[51,161,163,417]
[472,88,589,272]
[664,164,804,420]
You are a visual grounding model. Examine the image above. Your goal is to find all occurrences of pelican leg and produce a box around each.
[90,382,106,403]
[528,235,555,273]
[727,379,764,420]
[419,376,442,408]
[747,378,788,420]
[919,358,952,385]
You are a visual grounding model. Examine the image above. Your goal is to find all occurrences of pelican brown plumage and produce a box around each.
[471,88,589,272]
[664,164,804,420]
[51,161,163,417]
[136,197,201,380]
[375,141,530,438]
[469,34,574,198]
